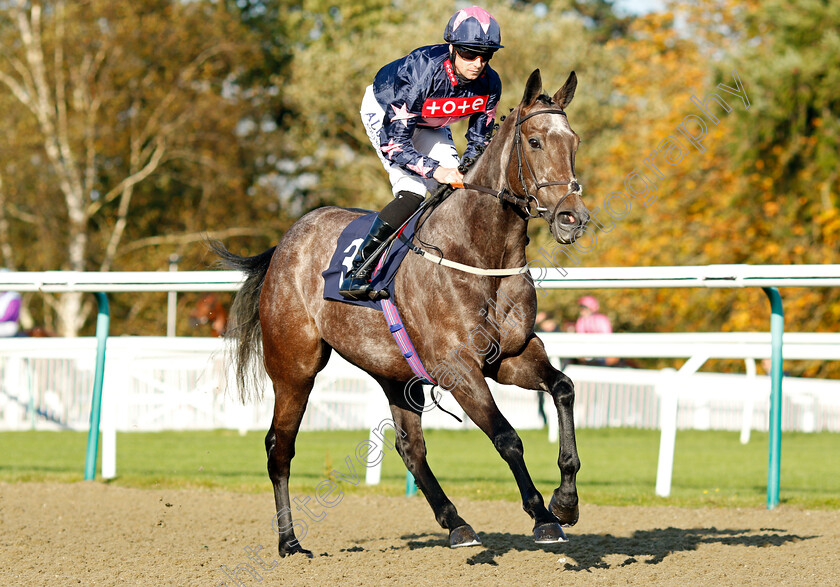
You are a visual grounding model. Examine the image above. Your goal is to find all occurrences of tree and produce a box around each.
[0,0,275,335]
[536,0,840,377]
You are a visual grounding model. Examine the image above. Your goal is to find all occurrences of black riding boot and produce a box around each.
[339,191,424,300]
[339,216,397,300]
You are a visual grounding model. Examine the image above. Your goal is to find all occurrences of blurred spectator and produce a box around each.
[761,357,789,377]
[575,296,612,334]
[0,288,22,337]
[575,295,617,366]
[534,310,559,333]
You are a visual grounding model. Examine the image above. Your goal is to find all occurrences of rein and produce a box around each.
[399,187,531,277]
[461,107,582,221]
[405,106,582,277]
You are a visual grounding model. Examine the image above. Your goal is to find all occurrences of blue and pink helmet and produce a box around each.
[443,6,503,50]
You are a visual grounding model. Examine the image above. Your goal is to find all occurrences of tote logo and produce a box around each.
[422,96,487,118]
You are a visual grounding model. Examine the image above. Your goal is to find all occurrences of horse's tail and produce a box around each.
[208,239,275,403]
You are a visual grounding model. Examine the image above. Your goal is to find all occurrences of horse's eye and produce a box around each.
[528,138,541,149]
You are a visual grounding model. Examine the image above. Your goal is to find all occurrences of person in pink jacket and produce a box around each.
[575,295,612,334]
[575,295,614,366]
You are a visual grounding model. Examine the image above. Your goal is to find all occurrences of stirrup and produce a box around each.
[339,254,392,299]
[339,277,391,301]
[339,217,395,300]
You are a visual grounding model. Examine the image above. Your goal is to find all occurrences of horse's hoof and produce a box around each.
[549,493,580,527]
[449,525,482,548]
[279,541,313,558]
[534,522,568,544]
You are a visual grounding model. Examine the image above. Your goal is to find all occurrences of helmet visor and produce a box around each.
[454,45,495,62]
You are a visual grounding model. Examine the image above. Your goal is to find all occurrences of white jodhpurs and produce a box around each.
[360,85,459,198]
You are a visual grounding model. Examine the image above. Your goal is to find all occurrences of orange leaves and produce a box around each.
[728,308,754,331]
[815,208,840,246]
[762,242,781,257]
[763,201,780,217]
[568,0,840,360]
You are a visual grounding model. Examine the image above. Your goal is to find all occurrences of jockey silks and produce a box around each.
[369,44,501,179]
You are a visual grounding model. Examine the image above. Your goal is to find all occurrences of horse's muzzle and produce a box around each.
[552,208,590,245]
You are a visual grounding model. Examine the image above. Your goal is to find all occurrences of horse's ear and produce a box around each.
[553,71,577,110]
[521,69,543,107]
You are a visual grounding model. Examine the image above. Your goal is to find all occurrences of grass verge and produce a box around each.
[1,428,837,509]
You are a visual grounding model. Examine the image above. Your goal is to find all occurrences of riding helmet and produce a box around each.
[443,6,503,50]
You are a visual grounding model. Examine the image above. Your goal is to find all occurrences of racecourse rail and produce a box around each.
[3,264,840,508]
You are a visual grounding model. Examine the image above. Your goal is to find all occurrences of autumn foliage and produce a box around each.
[1,1,838,376]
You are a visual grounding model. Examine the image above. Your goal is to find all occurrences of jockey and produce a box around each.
[339,5,503,300]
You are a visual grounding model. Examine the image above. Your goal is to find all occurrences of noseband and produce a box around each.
[460,107,582,222]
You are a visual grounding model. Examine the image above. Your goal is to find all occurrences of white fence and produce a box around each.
[0,337,552,433]
[3,335,839,435]
[3,266,839,499]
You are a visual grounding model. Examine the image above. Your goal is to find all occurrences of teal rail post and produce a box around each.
[406,471,417,497]
[84,292,110,481]
[762,287,784,509]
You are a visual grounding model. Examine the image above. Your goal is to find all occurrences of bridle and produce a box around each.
[402,105,586,278]
[460,106,582,222]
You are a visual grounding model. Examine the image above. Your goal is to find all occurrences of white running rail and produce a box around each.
[2,265,839,498]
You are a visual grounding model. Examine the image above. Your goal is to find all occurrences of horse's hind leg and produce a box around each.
[264,372,319,557]
[263,327,331,557]
[377,378,480,548]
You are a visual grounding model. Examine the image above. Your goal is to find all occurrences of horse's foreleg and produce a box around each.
[449,370,567,543]
[492,335,581,527]
[545,369,580,526]
[380,379,479,548]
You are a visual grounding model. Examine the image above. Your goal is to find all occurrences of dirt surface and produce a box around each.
[1,482,837,586]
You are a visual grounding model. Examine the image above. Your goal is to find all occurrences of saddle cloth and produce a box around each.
[322,212,418,309]
[322,212,436,384]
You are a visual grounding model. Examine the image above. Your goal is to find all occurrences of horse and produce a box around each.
[213,69,589,556]
[188,293,228,337]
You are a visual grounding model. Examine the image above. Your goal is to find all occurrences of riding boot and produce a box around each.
[339,216,397,300]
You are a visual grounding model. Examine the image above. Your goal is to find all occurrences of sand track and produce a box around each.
[1,483,837,585]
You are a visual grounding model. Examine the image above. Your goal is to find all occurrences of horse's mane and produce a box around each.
[465,93,557,172]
